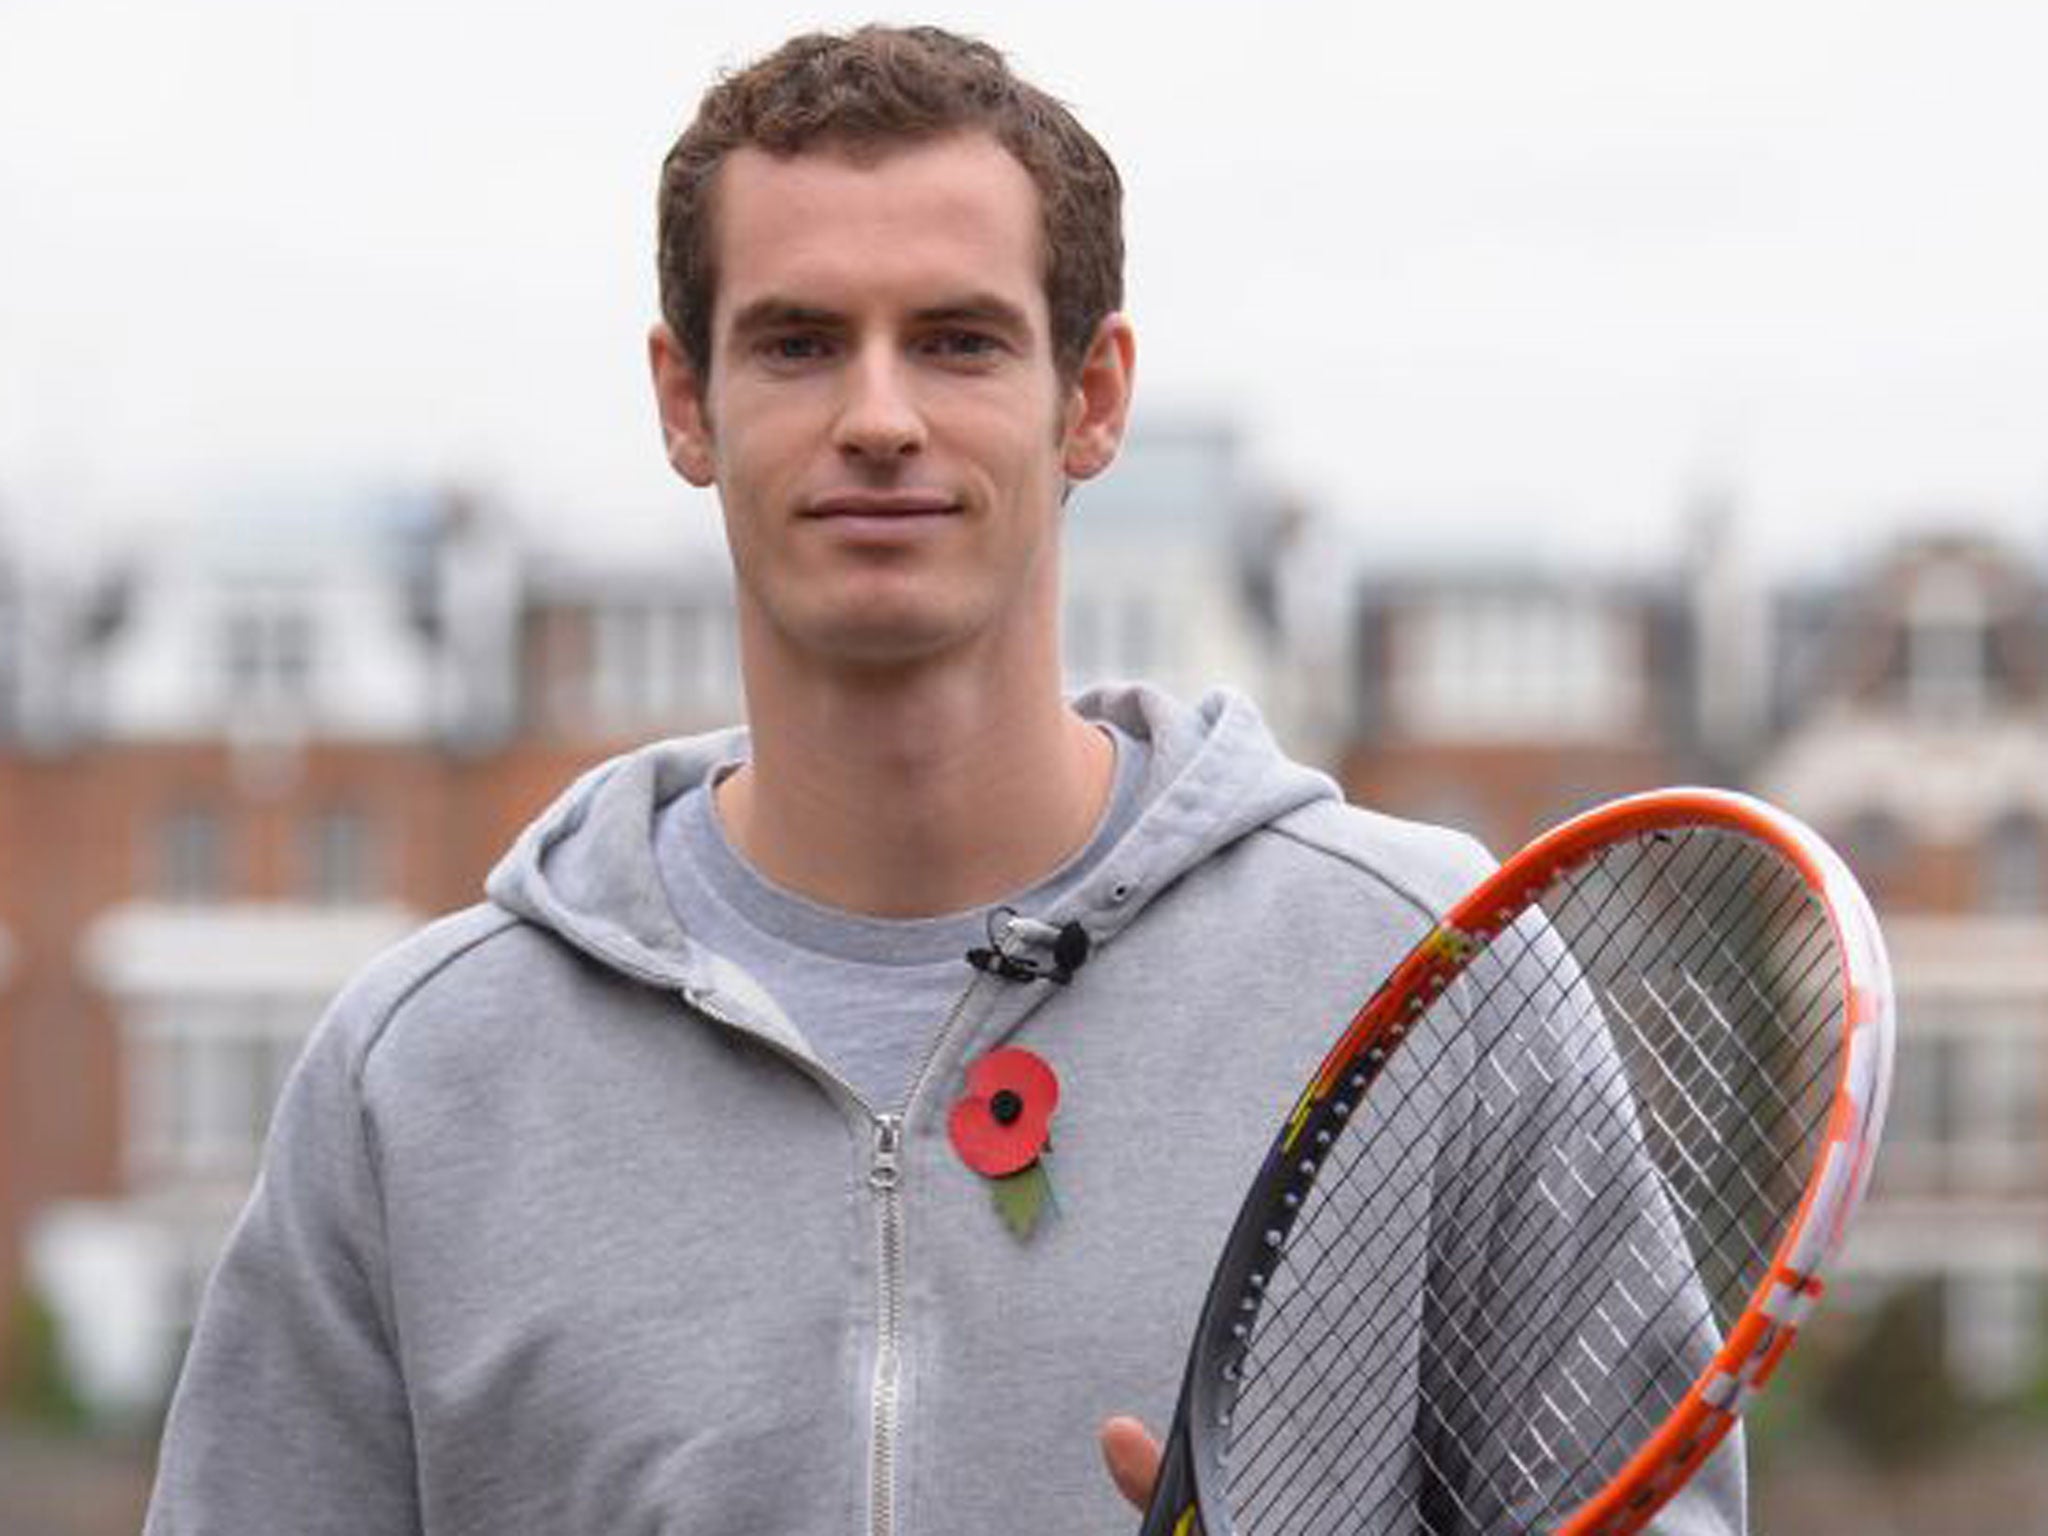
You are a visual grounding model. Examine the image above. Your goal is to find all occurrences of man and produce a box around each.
[145,25,1740,1534]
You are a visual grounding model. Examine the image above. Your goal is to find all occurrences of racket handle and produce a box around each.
[1135,1425,1203,1536]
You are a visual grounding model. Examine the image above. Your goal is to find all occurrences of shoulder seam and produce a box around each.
[351,905,527,1081]
[334,903,522,1366]
[1252,817,1458,925]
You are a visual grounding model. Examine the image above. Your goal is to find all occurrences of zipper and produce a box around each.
[683,974,993,1536]
[868,1112,906,1536]
[864,977,987,1536]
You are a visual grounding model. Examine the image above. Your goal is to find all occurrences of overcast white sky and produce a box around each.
[3,0,2045,578]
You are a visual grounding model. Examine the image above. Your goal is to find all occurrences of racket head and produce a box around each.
[1142,787,1894,1536]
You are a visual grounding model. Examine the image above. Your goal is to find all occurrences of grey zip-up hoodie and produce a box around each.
[144,686,1736,1535]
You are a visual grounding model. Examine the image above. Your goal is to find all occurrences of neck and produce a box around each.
[716,618,1114,919]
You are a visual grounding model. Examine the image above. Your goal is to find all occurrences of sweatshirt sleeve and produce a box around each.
[1415,913,1747,1534]
[144,998,422,1536]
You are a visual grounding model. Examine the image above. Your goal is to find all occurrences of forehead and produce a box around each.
[709,133,1048,323]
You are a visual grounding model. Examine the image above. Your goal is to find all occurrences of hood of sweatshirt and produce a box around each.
[484,684,1335,1023]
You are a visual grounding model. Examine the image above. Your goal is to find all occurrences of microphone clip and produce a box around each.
[966,908,1093,986]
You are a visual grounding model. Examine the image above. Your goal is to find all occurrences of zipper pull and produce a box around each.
[870,1114,903,1191]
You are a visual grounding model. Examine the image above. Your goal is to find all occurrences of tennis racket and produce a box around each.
[1138,787,1894,1536]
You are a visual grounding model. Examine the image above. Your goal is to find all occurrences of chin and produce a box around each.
[769,590,950,659]
[809,621,970,670]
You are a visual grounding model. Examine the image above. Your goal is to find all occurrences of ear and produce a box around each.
[1060,314,1137,483]
[648,322,717,487]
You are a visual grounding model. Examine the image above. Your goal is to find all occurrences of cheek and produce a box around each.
[708,408,797,514]
[707,435,782,578]
[959,388,1068,490]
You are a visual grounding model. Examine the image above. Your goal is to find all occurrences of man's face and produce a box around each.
[652,132,1131,671]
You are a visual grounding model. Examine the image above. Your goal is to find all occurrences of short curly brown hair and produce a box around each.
[657,25,1124,385]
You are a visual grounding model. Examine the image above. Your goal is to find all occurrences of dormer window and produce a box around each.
[1905,563,1989,722]
[222,594,314,704]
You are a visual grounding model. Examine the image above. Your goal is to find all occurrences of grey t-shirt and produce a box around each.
[653,723,1150,1112]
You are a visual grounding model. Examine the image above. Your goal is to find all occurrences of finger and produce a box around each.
[1098,1415,1163,1511]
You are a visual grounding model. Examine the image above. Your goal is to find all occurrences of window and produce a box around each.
[1841,808,1906,905]
[222,594,315,703]
[592,603,658,729]
[1981,810,2042,915]
[1391,592,1643,742]
[302,805,378,904]
[127,999,305,1182]
[1884,998,2048,1195]
[1953,1021,2044,1186]
[1883,1032,1951,1161]
[1904,564,1990,722]
[680,603,739,715]
[156,806,229,903]
[1065,588,1166,685]
[589,599,739,732]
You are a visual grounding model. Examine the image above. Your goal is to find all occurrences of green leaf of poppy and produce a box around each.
[990,1159,1053,1239]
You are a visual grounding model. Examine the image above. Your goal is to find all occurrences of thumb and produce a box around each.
[1098,1415,1163,1511]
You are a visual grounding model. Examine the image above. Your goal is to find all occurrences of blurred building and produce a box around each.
[17,448,2032,1425]
[1334,497,1760,852]
[1062,417,1326,749]
[1335,566,1698,851]
[1331,520,2048,1401]
[0,493,741,1417]
[1752,532,2048,1397]
[0,419,1290,1420]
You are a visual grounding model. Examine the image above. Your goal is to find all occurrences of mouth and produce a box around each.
[802,492,962,520]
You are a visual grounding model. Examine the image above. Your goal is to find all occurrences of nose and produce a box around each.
[833,343,926,463]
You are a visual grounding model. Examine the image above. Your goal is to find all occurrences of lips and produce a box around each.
[803,491,960,519]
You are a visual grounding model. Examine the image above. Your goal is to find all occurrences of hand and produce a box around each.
[1098,1416,1163,1511]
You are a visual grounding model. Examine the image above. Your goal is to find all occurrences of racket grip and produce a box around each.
[1135,1426,1203,1536]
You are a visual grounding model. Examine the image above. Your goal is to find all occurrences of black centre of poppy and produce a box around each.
[989,1089,1024,1126]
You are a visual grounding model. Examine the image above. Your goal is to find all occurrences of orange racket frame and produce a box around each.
[1265,787,1895,1535]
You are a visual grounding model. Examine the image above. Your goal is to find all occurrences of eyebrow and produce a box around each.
[908,294,1034,336]
[724,292,1036,342]
[726,299,844,340]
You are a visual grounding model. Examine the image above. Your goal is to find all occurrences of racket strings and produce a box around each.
[1226,832,1671,1384]
[1231,832,1787,1449]
[1212,962,1679,1531]
[1215,828,1843,1535]
[1550,857,1847,1501]
[1447,846,1843,1518]
[1227,958,1763,1525]
[1434,829,1841,1354]
[1501,840,1844,1518]
[1230,971,1714,1533]
[1227,834,1838,1530]
[1594,937,1839,1299]
[1581,839,1842,1283]
[1221,907,1662,1497]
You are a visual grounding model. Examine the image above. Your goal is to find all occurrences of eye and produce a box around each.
[758,332,835,366]
[921,329,1005,363]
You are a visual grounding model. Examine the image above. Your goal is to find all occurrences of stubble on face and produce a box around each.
[685,134,1083,675]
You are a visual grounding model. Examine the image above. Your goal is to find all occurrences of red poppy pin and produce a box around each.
[948,1047,1061,1238]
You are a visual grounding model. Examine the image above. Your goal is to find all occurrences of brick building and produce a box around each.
[0,494,743,1413]
[0,419,1294,1416]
